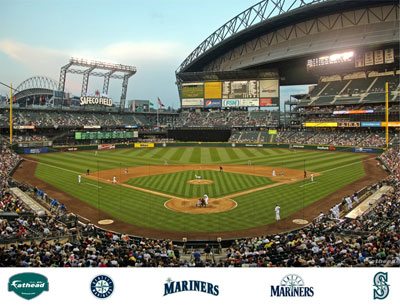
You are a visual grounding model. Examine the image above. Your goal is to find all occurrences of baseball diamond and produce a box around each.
[12,147,386,239]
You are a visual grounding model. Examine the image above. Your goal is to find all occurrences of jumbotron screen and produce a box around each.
[181,83,204,99]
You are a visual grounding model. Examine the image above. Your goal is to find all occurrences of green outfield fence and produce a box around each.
[15,142,385,154]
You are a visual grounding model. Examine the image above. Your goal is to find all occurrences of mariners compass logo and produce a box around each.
[91,275,114,298]
[373,272,389,300]
[271,274,314,297]
[8,273,49,300]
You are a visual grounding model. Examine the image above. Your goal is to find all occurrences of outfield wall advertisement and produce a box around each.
[204,99,222,108]
[182,98,204,107]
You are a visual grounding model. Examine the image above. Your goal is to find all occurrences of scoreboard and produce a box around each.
[181,79,279,108]
[75,131,137,140]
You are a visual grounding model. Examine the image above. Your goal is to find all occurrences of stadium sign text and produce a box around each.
[270,274,314,297]
[80,96,113,106]
[163,279,219,296]
[8,273,49,300]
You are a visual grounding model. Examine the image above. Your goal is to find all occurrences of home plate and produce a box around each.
[98,219,114,225]
[292,219,308,225]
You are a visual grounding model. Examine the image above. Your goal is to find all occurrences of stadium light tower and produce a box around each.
[58,58,137,111]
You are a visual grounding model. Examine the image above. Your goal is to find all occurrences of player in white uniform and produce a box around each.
[78,174,81,184]
[113,176,117,184]
[311,173,314,182]
[345,196,353,211]
[275,205,280,221]
[204,194,209,206]
[272,169,276,177]
[95,151,98,156]
[248,160,251,166]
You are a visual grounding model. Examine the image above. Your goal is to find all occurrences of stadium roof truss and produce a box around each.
[176,0,327,74]
[58,57,137,110]
[176,0,399,77]
[14,76,61,100]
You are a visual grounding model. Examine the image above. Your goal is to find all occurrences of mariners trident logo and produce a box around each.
[373,272,389,300]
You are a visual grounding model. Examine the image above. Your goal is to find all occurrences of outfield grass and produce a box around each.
[127,170,275,198]
[32,147,367,232]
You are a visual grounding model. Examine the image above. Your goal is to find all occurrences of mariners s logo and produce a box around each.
[373,272,389,300]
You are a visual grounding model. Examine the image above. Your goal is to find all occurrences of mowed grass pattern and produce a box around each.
[127,170,275,198]
[32,147,367,232]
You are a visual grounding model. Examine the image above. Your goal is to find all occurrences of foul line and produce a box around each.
[84,182,102,188]
[299,181,316,187]
[322,157,376,174]
[23,158,80,175]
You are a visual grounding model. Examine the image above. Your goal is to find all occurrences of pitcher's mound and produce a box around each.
[187,179,214,185]
[165,198,237,214]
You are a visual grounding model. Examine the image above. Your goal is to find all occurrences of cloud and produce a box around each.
[0,40,190,104]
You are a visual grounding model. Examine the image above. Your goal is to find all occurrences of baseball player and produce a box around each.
[125,168,128,175]
[353,192,359,204]
[275,205,280,221]
[78,174,81,184]
[280,171,284,178]
[272,169,276,177]
[248,159,251,166]
[164,159,168,165]
[113,176,117,184]
[345,195,353,211]
[204,194,209,207]
[311,173,314,182]
[95,151,98,156]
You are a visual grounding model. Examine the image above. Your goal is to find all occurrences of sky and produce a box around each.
[0,0,309,108]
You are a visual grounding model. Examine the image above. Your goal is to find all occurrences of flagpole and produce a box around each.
[157,107,159,127]
[9,83,13,145]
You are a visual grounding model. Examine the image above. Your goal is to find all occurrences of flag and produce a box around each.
[157,97,164,108]
[150,102,154,106]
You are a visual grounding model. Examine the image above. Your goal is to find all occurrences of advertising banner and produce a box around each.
[260,98,275,107]
[304,122,338,127]
[204,82,222,99]
[134,143,154,148]
[361,122,382,127]
[268,130,277,135]
[98,144,115,150]
[222,99,240,108]
[182,98,204,107]
[239,98,259,107]
[204,99,222,108]
[260,80,279,98]
[353,148,377,153]
[381,122,400,127]
[23,148,48,154]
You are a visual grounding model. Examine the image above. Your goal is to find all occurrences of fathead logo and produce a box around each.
[8,273,49,300]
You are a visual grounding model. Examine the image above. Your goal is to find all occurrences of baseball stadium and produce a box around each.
[1,0,399,267]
